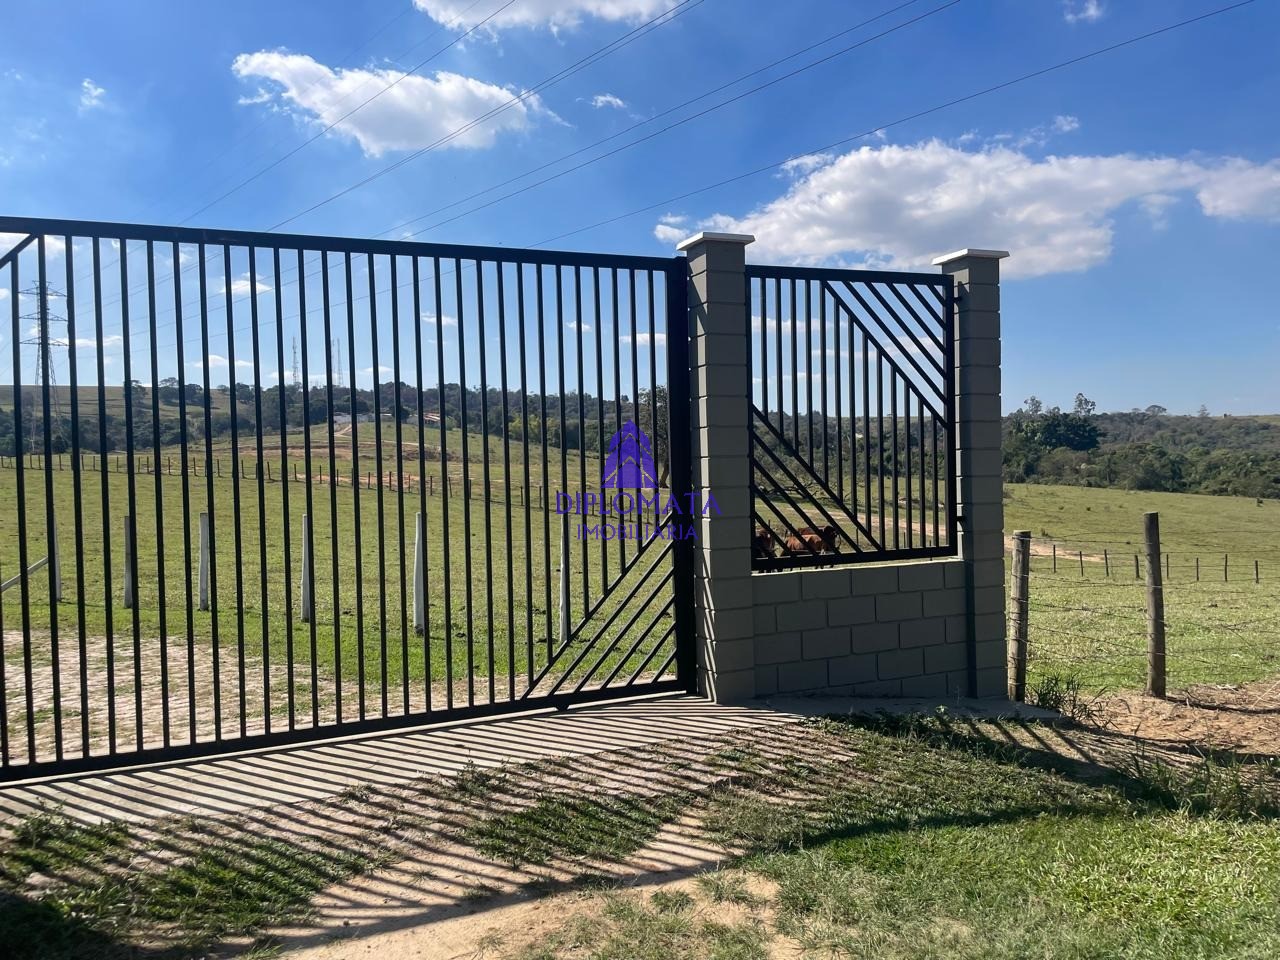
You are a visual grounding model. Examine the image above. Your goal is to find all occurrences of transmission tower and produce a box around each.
[334,338,344,389]
[291,335,300,390]
[19,280,69,452]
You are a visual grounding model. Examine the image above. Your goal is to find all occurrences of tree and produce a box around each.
[1145,404,1168,416]
[1197,404,1210,418]
[1072,393,1096,417]
[1023,395,1043,417]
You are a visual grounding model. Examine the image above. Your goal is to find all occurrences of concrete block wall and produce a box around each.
[678,235,1010,703]
[751,560,983,698]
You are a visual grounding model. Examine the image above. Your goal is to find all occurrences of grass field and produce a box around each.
[1004,483,1280,696]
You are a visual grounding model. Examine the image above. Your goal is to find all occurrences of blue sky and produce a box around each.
[1,0,1277,413]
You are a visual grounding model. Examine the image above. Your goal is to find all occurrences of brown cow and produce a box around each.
[752,525,776,560]
[784,525,838,555]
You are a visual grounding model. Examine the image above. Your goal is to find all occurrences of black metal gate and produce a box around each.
[0,217,693,781]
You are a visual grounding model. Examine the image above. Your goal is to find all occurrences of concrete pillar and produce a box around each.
[932,248,1008,698]
[677,231,755,702]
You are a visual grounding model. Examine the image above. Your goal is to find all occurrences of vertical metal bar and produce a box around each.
[390,256,409,714]
[931,415,940,546]
[34,238,64,760]
[647,270,658,475]
[367,254,388,717]
[805,278,813,468]
[221,245,247,739]
[411,256,429,711]
[476,260,495,704]
[92,240,116,754]
[823,282,832,495]
[943,279,957,550]
[344,253,365,719]
[497,263,515,700]
[198,245,222,741]
[118,241,141,749]
[789,279,798,452]
[298,249,319,725]
[433,259,453,709]
[904,390,913,549]
[456,259,474,706]
[861,327,870,543]
[611,268,623,574]
[66,238,91,755]
[173,242,196,744]
[891,368,899,550]
[773,279,782,431]
[9,251,35,762]
[537,266,552,666]
[272,247,293,731]
[320,253,341,722]
[574,266,587,612]
[758,275,767,426]
[593,267,605,592]
[555,267,569,638]
[248,247,272,732]
[875,351,885,548]
[666,260,695,692]
[517,264,533,687]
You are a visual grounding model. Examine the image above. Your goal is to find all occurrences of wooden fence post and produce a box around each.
[1008,531,1030,702]
[1078,550,1084,577]
[198,512,211,611]
[1224,554,1229,582]
[299,513,312,623]
[1103,549,1109,578]
[1134,554,1140,580]
[1145,511,1166,698]
[413,511,425,634]
[1256,560,1261,584]
[123,516,135,609]
[1195,556,1200,581]
[1051,542,1056,573]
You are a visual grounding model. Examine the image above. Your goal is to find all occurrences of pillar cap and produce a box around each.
[675,231,755,252]
[931,248,1009,266]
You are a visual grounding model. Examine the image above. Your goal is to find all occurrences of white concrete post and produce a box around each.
[932,248,1009,698]
[198,512,210,611]
[122,516,135,609]
[300,513,313,623]
[413,511,425,634]
[558,513,571,649]
[50,523,61,602]
[677,231,756,703]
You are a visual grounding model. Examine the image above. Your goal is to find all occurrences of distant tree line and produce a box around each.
[1004,394,1280,500]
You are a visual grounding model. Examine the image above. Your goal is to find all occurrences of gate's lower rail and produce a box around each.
[0,216,692,782]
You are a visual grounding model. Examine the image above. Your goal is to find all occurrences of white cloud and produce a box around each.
[1063,0,1104,23]
[0,289,7,301]
[591,93,627,110]
[79,78,106,111]
[237,88,273,106]
[686,140,1280,279]
[1052,115,1080,134]
[232,51,543,157]
[653,223,686,245]
[780,153,835,177]
[219,273,273,297]
[413,0,677,31]
[620,332,666,348]
[361,364,393,376]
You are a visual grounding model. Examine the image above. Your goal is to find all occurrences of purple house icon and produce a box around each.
[602,421,658,488]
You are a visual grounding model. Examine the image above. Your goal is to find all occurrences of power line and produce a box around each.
[528,0,1260,248]
[26,0,1258,369]
[389,0,963,240]
[178,0,521,225]
[265,0,708,231]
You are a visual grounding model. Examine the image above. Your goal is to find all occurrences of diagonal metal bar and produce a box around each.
[825,282,947,425]
[754,407,881,548]
[886,280,944,353]
[574,594,675,695]
[840,280,945,383]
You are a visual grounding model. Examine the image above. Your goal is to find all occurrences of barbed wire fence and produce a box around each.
[1007,514,1280,712]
